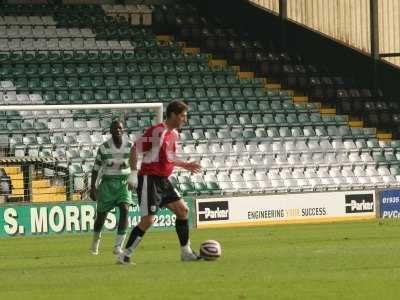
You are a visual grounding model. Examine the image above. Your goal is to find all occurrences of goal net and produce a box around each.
[0,103,163,204]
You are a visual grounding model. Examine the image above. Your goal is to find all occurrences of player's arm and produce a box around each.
[174,159,202,173]
[127,144,138,190]
[90,148,102,201]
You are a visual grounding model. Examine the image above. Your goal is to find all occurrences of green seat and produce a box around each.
[275,114,287,125]
[145,89,157,102]
[206,87,219,99]
[180,182,196,196]
[271,101,283,111]
[178,75,190,86]
[170,88,182,99]
[69,91,82,104]
[242,87,256,100]
[0,64,12,76]
[194,182,209,195]
[158,89,171,101]
[127,63,138,74]
[89,63,101,75]
[262,114,275,125]
[286,114,299,125]
[223,101,235,112]
[82,91,94,103]
[310,114,323,125]
[251,114,263,125]
[15,78,28,89]
[26,64,38,76]
[226,115,240,126]
[210,101,223,112]
[298,113,311,124]
[40,77,53,90]
[239,115,252,126]
[94,91,107,103]
[166,75,178,87]
[104,76,117,88]
[43,92,56,104]
[214,115,226,126]
[92,76,104,88]
[154,75,166,88]
[142,75,154,87]
[64,64,76,75]
[267,127,280,137]
[51,64,64,75]
[67,77,79,89]
[56,92,69,104]
[203,75,215,87]
[259,101,270,111]
[246,101,259,112]
[121,90,133,103]
[133,90,145,102]
[114,63,126,74]
[282,101,296,111]
[117,76,129,88]
[190,75,202,87]
[201,115,214,128]
[38,64,50,76]
[194,88,207,101]
[197,102,211,113]
[129,76,142,88]
[205,181,221,194]
[54,78,67,90]
[219,88,232,100]
[79,77,91,89]
[102,63,114,74]
[76,64,89,75]
[108,90,120,102]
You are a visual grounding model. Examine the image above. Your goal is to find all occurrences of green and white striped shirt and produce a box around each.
[93,137,133,176]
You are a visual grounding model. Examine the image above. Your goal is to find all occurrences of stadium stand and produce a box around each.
[0,1,399,202]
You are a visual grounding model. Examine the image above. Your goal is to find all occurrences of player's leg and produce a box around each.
[90,211,107,255]
[118,175,159,264]
[165,199,201,261]
[113,178,135,255]
[113,203,129,255]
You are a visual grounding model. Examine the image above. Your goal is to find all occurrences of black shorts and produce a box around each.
[137,175,181,216]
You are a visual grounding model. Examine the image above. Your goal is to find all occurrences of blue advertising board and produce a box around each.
[381,190,400,218]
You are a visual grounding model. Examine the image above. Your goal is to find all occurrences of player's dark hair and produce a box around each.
[166,100,188,119]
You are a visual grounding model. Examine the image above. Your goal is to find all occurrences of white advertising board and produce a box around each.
[196,190,376,228]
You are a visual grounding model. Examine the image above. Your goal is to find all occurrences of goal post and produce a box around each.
[0,102,164,204]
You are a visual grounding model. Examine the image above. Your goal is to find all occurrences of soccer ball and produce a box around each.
[199,240,222,261]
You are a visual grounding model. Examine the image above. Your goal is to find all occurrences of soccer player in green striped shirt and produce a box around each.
[89,119,134,255]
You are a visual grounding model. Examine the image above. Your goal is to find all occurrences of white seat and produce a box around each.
[183,144,196,155]
[349,153,361,163]
[378,166,391,176]
[217,172,235,192]
[354,167,366,177]
[258,141,272,152]
[312,153,325,164]
[233,142,246,153]
[196,143,209,154]
[225,156,238,168]
[230,172,247,191]
[246,141,259,153]
[272,142,283,153]
[295,140,309,152]
[288,154,301,165]
[308,140,321,151]
[280,169,293,179]
[361,153,373,162]
[284,178,299,190]
[284,141,296,152]
[209,143,222,153]
[366,167,378,176]
[250,154,263,166]
[343,140,356,150]
[263,155,275,166]
[237,156,251,167]
[336,153,350,164]
[383,175,397,184]
[275,154,288,165]
[213,156,226,168]
[332,140,344,150]
[301,153,314,165]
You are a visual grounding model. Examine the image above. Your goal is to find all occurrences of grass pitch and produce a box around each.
[1,220,400,300]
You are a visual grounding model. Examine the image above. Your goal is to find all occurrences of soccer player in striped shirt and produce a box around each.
[89,119,134,255]
[118,100,202,265]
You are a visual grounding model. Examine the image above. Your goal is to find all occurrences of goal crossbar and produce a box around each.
[0,103,164,123]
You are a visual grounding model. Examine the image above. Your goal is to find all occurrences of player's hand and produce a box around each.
[127,170,138,190]
[184,161,202,174]
[90,188,97,201]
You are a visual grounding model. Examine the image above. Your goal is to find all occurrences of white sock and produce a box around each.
[115,234,126,248]
[181,241,192,253]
